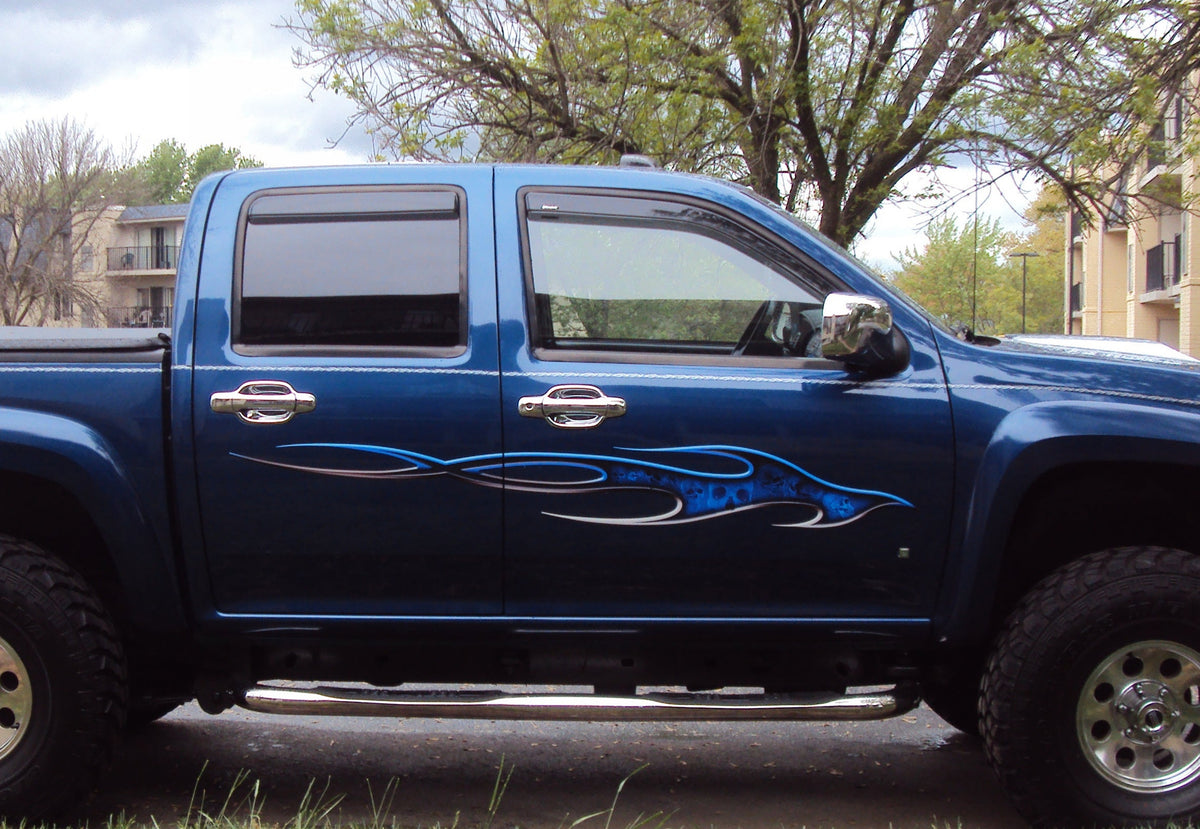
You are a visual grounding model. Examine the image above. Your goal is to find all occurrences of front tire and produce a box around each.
[0,535,126,818]
[982,547,1200,827]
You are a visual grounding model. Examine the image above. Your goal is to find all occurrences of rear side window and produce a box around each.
[235,187,466,354]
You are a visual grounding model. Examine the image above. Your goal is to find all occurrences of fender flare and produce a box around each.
[936,399,1200,645]
[0,406,187,634]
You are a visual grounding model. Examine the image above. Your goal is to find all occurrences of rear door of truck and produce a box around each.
[190,167,502,617]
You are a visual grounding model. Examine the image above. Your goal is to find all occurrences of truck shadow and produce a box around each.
[79,705,1026,828]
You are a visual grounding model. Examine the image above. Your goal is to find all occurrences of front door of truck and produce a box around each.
[191,167,502,616]
[494,172,955,620]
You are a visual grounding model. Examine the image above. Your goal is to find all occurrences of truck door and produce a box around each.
[191,168,502,616]
[494,171,955,620]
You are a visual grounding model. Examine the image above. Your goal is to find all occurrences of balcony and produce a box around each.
[1146,239,1181,292]
[106,245,179,272]
[106,306,174,328]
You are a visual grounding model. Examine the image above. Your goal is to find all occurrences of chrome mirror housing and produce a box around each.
[821,293,909,375]
[821,294,892,357]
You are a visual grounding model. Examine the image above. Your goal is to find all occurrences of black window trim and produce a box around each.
[517,186,847,368]
[232,184,469,359]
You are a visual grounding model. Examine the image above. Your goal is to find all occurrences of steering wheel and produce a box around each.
[784,313,816,357]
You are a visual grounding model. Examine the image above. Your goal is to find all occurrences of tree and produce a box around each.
[131,139,188,204]
[892,187,1065,336]
[893,214,1016,335]
[1011,186,1066,335]
[0,119,127,326]
[186,144,263,191]
[130,140,262,204]
[289,0,1196,247]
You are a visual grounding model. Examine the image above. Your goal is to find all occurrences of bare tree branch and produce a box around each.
[289,0,1198,246]
[0,118,129,327]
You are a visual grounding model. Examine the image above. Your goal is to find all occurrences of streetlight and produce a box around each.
[1009,251,1040,334]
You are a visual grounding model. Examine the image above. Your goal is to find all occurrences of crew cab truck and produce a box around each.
[0,162,1199,827]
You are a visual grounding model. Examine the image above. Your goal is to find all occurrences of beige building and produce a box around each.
[1067,94,1200,355]
[71,204,186,328]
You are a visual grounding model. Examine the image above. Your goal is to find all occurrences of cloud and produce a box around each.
[15,0,225,18]
[0,5,213,98]
[0,0,369,167]
[242,89,379,162]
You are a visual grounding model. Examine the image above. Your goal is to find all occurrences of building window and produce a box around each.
[80,244,94,272]
[1128,245,1134,294]
[53,292,73,322]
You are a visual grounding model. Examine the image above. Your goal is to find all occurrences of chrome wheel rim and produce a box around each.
[1076,640,1200,792]
[0,635,32,760]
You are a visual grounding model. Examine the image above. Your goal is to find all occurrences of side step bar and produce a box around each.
[239,685,919,722]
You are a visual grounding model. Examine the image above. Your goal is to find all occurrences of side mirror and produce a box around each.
[821,293,910,376]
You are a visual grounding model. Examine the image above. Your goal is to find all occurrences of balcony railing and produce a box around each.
[1146,238,1182,292]
[106,306,174,328]
[1070,282,1082,313]
[106,245,179,271]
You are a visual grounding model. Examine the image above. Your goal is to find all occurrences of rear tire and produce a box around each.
[982,547,1200,827]
[0,535,126,818]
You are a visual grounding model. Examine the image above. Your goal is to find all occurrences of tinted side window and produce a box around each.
[236,188,465,352]
[523,192,830,358]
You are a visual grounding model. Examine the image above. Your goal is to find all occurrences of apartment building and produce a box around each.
[72,204,186,328]
[1067,94,1199,355]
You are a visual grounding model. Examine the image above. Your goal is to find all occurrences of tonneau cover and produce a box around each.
[0,327,169,353]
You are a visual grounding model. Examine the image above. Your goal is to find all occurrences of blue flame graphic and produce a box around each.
[233,444,911,527]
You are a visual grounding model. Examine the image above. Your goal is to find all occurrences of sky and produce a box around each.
[0,0,371,165]
[0,0,1029,271]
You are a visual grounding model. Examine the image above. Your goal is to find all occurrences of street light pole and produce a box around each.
[1009,251,1041,334]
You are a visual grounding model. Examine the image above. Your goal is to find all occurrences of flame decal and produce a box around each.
[233,444,912,528]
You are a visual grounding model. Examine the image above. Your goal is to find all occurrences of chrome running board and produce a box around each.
[239,685,918,722]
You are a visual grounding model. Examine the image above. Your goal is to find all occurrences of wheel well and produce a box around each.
[992,461,1200,629]
[0,471,126,630]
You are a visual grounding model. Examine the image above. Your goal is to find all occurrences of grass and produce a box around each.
[26,762,1182,829]
[88,761,673,829]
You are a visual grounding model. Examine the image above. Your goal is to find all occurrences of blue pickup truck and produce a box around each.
[0,162,1198,827]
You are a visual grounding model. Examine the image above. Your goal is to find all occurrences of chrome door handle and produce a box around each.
[518,384,627,429]
[210,380,317,425]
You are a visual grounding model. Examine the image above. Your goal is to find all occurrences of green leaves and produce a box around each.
[289,0,1196,247]
[129,141,264,205]
[893,186,1065,336]
[129,140,187,204]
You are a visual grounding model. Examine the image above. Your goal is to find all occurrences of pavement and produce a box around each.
[77,700,1028,828]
